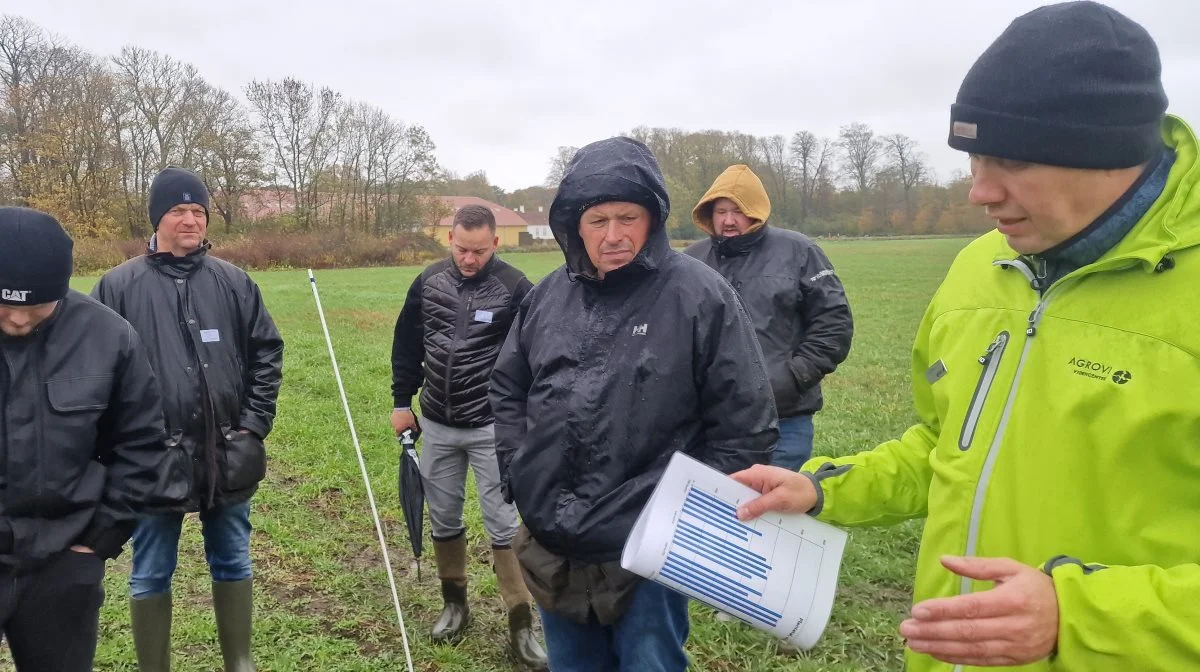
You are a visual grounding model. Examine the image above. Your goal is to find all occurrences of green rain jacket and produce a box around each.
[805,116,1200,671]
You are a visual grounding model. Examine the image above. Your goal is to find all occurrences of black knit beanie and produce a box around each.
[148,167,210,230]
[0,207,73,306]
[949,1,1168,169]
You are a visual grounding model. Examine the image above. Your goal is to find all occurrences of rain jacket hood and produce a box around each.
[692,164,771,237]
[549,137,672,282]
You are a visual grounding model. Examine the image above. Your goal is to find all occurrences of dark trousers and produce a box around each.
[0,550,106,671]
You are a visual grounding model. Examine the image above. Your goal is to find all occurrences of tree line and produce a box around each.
[544,125,990,240]
[0,15,444,240]
[2,14,989,245]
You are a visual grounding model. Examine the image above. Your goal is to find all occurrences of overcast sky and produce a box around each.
[8,0,1197,191]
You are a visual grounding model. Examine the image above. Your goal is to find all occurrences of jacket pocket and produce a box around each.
[958,332,1009,451]
[221,429,266,492]
[45,376,113,472]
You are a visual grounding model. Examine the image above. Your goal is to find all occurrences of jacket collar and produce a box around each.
[712,225,768,258]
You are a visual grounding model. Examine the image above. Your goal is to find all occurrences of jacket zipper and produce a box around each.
[957,332,1009,450]
[961,279,1058,593]
[445,289,473,424]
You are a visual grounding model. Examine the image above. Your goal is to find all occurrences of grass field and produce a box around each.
[5,236,971,671]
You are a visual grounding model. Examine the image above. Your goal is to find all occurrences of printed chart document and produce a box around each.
[621,452,848,650]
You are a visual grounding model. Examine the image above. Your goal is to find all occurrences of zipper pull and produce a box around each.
[978,335,1003,364]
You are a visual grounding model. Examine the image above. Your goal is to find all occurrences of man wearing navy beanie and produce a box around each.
[733,3,1200,670]
[93,168,283,672]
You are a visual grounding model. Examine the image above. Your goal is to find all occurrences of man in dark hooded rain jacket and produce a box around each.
[686,164,853,470]
[490,137,778,671]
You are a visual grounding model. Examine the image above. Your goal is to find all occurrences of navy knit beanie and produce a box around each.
[148,167,210,230]
[0,207,73,306]
[949,1,1168,169]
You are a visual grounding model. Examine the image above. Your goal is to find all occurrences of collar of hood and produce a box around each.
[692,164,772,237]
[712,224,769,257]
[548,137,672,284]
[147,236,211,278]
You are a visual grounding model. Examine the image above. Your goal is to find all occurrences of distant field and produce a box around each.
[4,237,971,671]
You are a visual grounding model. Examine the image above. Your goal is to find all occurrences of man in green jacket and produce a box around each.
[734,2,1200,670]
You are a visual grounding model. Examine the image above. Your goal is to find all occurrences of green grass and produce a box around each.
[4,237,970,671]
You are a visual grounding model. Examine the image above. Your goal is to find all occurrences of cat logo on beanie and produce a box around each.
[1,289,30,303]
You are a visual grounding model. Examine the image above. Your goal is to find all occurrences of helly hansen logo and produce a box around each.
[809,269,835,282]
[1,289,30,302]
[1068,357,1132,386]
[632,324,648,336]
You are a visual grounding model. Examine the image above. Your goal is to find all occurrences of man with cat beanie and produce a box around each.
[0,206,175,671]
[93,167,284,672]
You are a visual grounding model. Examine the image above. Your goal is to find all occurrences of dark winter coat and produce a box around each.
[92,245,284,512]
[0,291,183,566]
[685,226,854,417]
[490,137,778,565]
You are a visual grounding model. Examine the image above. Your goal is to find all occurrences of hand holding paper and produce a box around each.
[621,452,848,650]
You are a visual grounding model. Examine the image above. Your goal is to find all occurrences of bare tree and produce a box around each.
[789,130,833,222]
[0,16,49,201]
[883,133,927,223]
[196,89,262,233]
[838,122,881,197]
[758,134,790,222]
[544,145,578,188]
[244,77,341,230]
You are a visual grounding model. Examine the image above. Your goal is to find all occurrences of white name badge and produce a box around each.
[474,310,494,323]
[200,329,221,343]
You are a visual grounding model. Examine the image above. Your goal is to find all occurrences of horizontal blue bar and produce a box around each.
[667,552,763,597]
[681,502,750,540]
[677,521,771,571]
[660,564,778,625]
[688,489,764,538]
[660,564,781,627]
[670,535,758,580]
[674,527,769,578]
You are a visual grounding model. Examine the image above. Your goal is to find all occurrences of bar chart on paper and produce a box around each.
[621,452,848,650]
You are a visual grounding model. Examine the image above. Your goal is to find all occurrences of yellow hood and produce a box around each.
[692,164,771,236]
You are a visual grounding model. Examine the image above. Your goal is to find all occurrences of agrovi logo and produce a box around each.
[1068,357,1132,385]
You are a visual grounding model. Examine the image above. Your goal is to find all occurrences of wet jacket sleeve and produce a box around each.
[489,296,532,504]
[694,287,778,473]
[80,325,172,559]
[1047,559,1200,670]
[800,296,938,526]
[237,277,284,440]
[789,244,854,392]
[391,275,426,408]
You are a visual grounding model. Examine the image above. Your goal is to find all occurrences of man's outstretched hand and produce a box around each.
[901,556,1059,667]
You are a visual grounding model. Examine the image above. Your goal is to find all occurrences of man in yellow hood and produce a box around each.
[685,165,854,471]
[734,2,1200,670]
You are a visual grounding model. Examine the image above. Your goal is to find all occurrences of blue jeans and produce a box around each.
[771,414,815,471]
[538,581,690,672]
[129,501,253,599]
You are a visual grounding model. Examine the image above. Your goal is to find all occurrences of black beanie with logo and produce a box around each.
[0,207,73,306]
[148,167,210,230]
[949,1,1168,169]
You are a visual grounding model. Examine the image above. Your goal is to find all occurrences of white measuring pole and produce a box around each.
[307,269,415,672]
